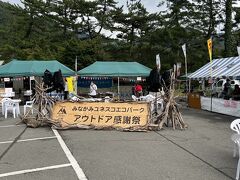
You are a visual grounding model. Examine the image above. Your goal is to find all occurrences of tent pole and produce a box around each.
[29,77,31,92]
[210,80,213,112]
[29,76,32,100]
[118,77,120,100]
[202,80,205,90]
[185,55,188,92]
[75,56,78,95]
[186,78,189,107]
[188,79,191,92]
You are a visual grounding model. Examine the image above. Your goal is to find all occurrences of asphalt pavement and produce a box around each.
[0,106,237,180]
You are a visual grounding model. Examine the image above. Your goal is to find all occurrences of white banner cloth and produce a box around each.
[201,96,240,117]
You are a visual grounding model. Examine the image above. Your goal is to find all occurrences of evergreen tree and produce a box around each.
[94,0,119,35]
[191,0,224,37]
[111,0,158,61]
[224,0,235,56]
[46,0,76,38]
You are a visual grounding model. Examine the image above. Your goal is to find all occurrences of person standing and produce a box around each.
[223,79,231,99]
[89,81,97,96]
[64,78,69,100]
[134,83,143,97]
[232,84,240,100]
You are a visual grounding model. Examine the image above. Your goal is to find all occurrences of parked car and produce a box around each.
[212,79,240,97]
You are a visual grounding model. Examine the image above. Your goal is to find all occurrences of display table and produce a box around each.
[200,96,240,117]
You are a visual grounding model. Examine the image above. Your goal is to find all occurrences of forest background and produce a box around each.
[0,0,240,73]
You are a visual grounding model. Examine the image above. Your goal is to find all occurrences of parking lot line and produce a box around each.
[0,125,25,128]
[0,136,57,144]
[0,163,71,178]
[52,128,88,180]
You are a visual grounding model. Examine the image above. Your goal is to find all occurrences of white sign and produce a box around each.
[137,77,142,81]
[201,96,240,117]
[30,76,35,80]
[52,102,150,129]
[4,78,10,82]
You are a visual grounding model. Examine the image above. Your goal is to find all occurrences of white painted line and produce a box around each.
[0,125,25,128]
[0,136,57,145]
[0,140,12,144]
[18,136,57,143]
[52,128,88,180]
[0,163,71,178]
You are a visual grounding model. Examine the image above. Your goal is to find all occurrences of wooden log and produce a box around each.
[156,69,187,130]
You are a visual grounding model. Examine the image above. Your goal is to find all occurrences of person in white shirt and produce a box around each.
[89,81,97,96]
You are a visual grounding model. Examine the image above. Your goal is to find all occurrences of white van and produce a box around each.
[212,79,240,97]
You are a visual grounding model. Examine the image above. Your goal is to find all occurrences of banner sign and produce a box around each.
[66,77,74,93]
[182,44,186,58]
[200,96,240,117]
[237,46,240,56]
[156,54,161,70]
[78,77,112,88]
[207,38,212,62]
[52,102,150,129]
[176,62,181,77]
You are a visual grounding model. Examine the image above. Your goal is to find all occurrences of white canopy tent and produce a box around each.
[189,56,240,80]
[188,56,240,117]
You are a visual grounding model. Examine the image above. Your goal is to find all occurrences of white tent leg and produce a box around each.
[29,77,31,92]
[75,75,78,95]
[29,77,32,99]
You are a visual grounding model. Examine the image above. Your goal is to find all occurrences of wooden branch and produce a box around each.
[157,69,188,130]
[20,80,57,128]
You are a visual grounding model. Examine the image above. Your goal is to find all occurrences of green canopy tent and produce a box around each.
[78,61,151,95]
[0,59,75,92]
[0,59,74,77]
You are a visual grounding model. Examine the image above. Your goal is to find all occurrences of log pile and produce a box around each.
[20,81,59,128]
[156,69,188,130]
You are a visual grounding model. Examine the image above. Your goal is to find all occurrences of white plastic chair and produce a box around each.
[231,119,240,134]
[24,99,35,115]
[1,98,11,115]
[104,96,111,102]
[231,119,240,157]
[4,100,17,118]
[157,98,164,112]
[230,119,240,180]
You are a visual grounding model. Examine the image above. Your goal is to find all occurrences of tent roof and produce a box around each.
[78,61,151,77]
[0,59,75,77]
[189,56,240,79]
[180,73,192,79]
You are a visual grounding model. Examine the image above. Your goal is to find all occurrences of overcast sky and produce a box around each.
[2,0,161,13]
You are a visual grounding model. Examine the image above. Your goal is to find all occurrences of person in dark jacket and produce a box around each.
[232,84,240,100]
[223,79,231,100]
[147,67,162,92]
[53,70,64,93]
